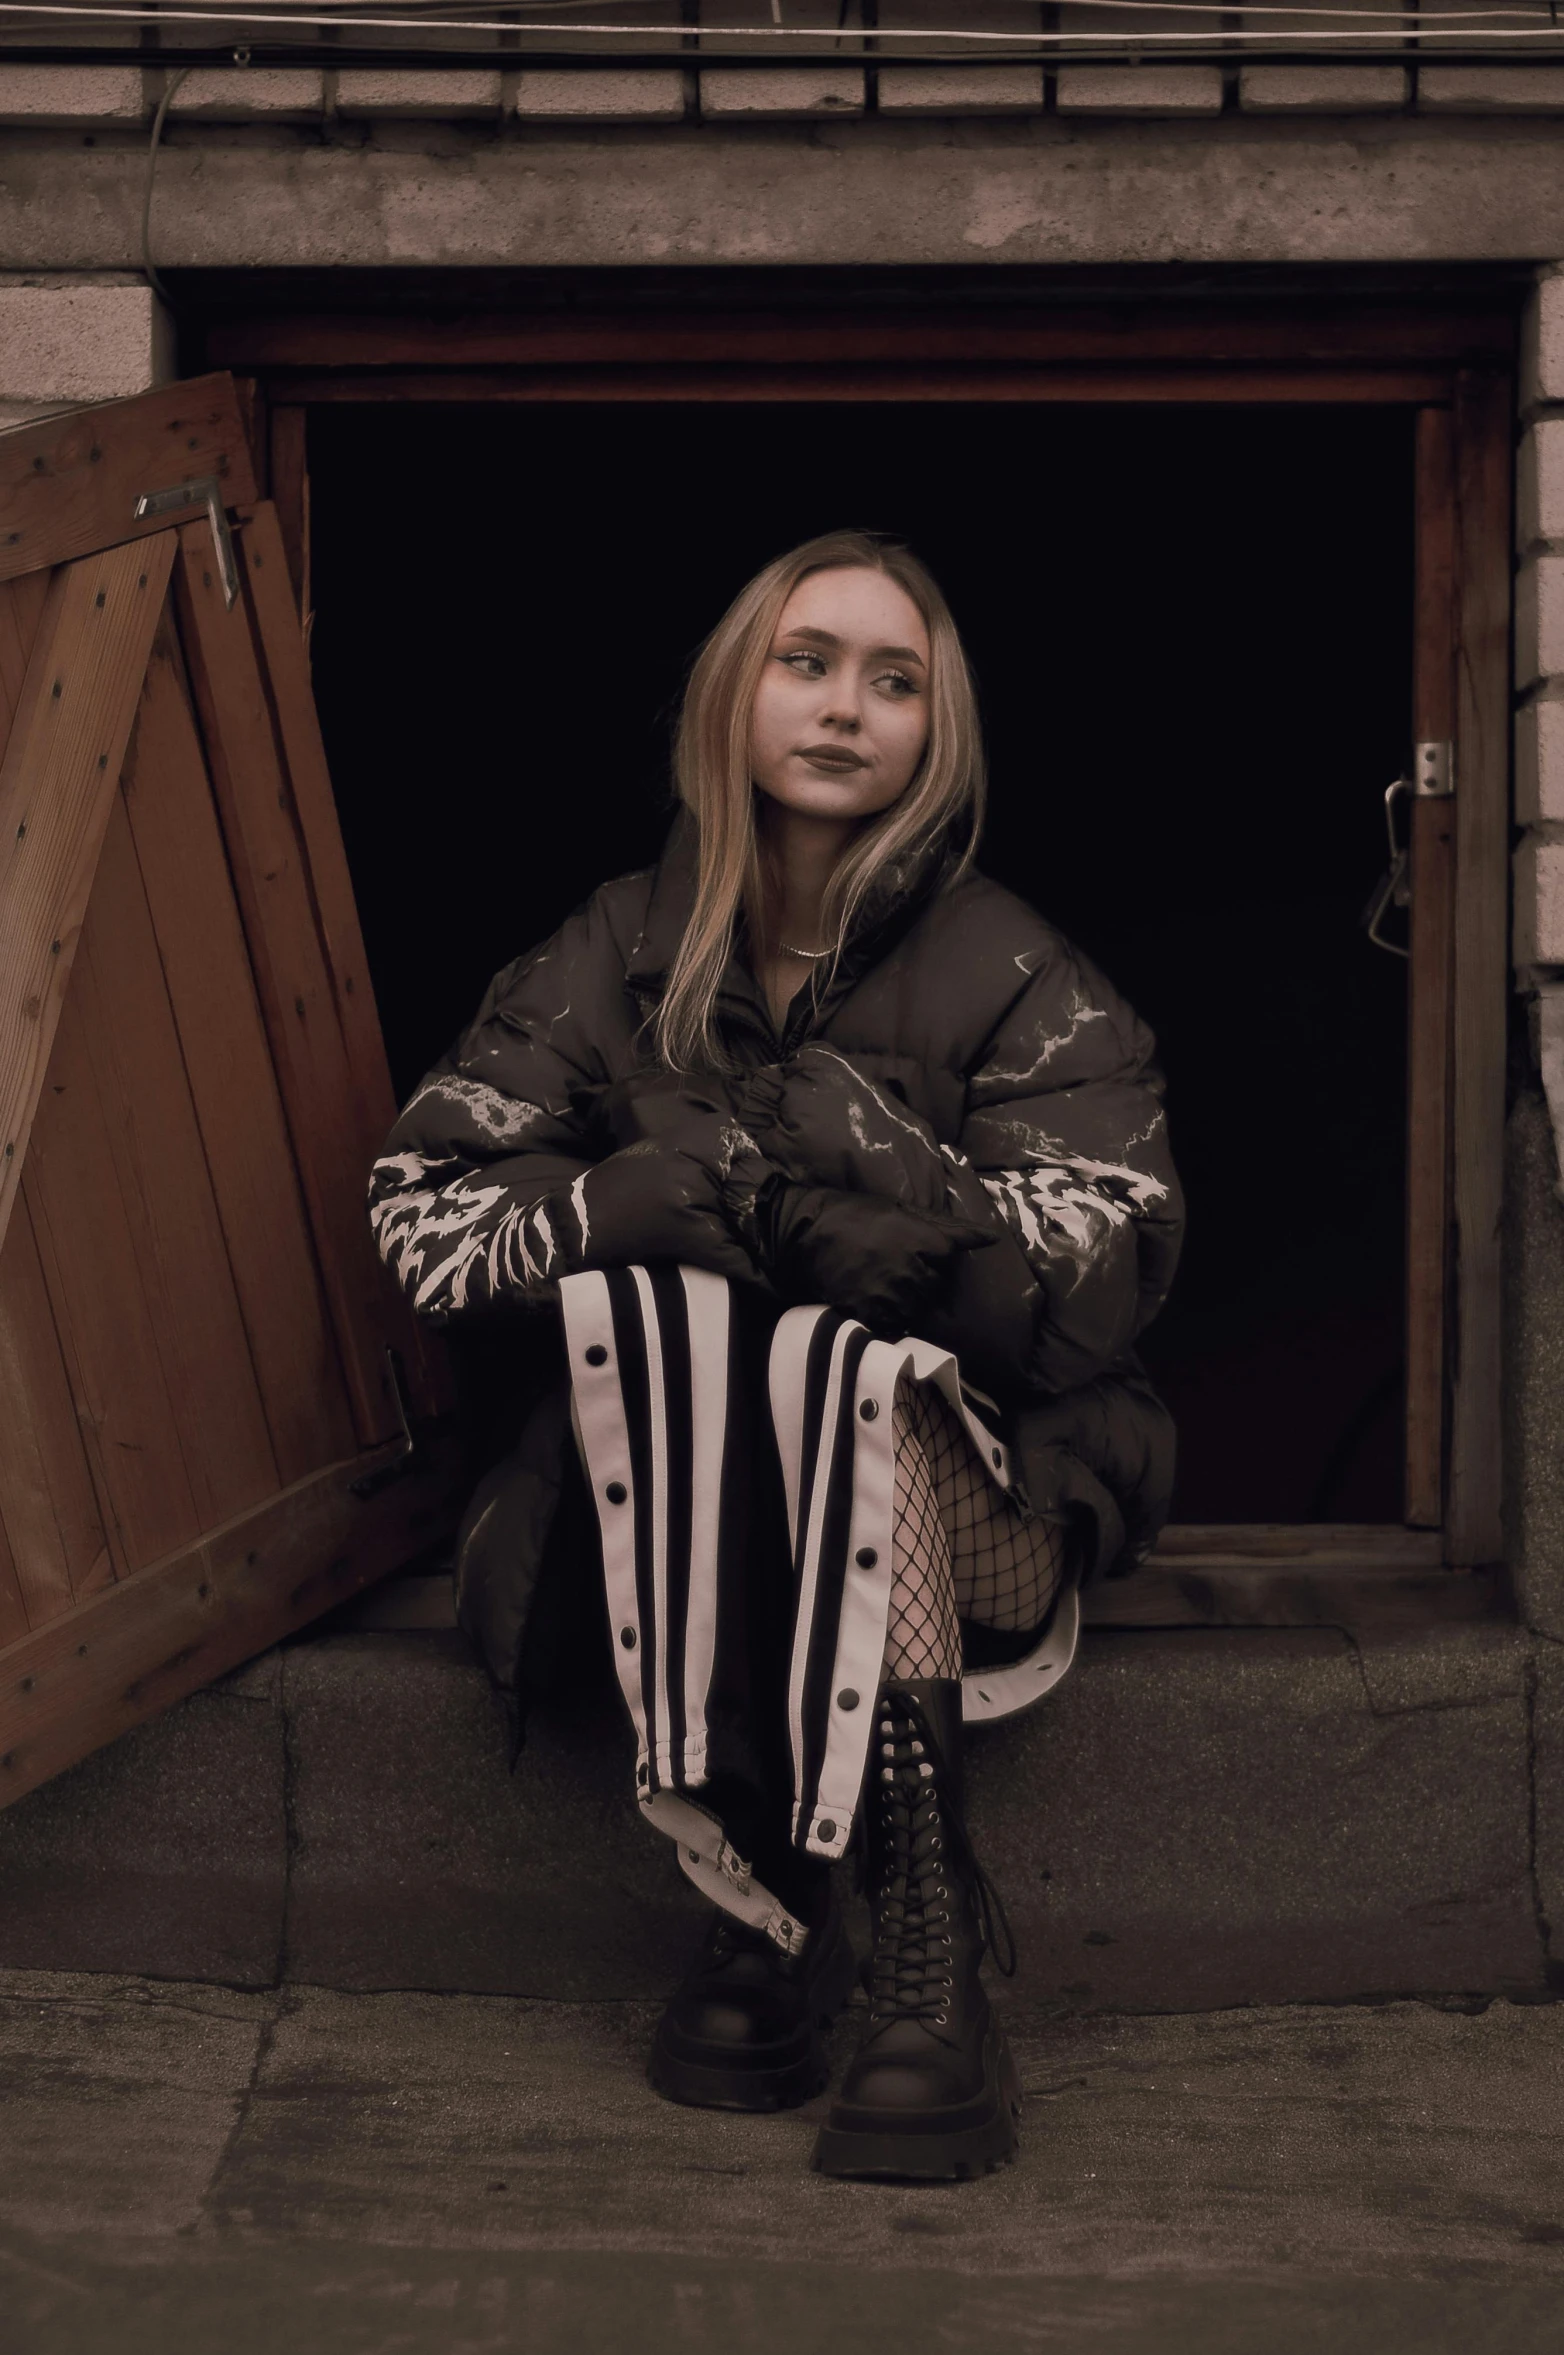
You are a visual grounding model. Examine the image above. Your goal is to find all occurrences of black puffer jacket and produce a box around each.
[370,815,1183,1700]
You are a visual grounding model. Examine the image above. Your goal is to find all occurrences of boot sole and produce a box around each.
[649,2042,831,2114]
[810,2034,1022,2182]
[647,1919,858,2116]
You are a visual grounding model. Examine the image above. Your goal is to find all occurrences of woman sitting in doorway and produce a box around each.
[367,531,1182,2182]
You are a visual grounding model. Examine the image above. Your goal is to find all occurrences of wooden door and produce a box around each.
[0,377,457,1808]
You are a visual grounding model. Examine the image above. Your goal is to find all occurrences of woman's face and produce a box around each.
[749,566,931,825]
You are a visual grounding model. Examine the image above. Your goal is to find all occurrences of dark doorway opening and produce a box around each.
[310,400,1413,1526]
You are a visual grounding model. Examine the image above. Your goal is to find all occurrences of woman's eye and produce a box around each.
[780,650,827,677]
[876,669,918,698]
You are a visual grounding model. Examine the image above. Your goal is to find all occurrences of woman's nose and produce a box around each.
[817,683,864,730]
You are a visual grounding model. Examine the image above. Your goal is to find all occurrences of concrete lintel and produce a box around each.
[8,121,1564,269]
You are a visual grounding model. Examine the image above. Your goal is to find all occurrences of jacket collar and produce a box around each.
[624,803,960,1035]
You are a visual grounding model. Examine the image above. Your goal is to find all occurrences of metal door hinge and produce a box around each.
[133,475,239,608]
[1413,740,1453,799]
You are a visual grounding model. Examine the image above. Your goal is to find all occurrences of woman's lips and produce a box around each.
[797,746,868,774]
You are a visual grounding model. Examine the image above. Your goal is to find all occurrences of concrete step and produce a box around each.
[0,1621,1548,2008]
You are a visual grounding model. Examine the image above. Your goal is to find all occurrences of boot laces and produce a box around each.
[866,1693,1015,2035]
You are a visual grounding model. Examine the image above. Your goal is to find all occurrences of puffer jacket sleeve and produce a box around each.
[931,936,1183,1399]
[367,901,615,1323]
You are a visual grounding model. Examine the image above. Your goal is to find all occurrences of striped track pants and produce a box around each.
[562,1264,1079,1947]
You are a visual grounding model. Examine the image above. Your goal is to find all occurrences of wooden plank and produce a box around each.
[237,503,395,1143]
[0,534,176,1256]
[1405,406,1457,1530]
[238,504,451,1419]
[1446,373,1512,1567]
[0,1437,464,1809]
[204,306,1514,373]
[0,1507,30,1652]
[1083,1565,1502,1633]
[172,521,404,1447]
[1150,1522,1446,1569]
[54,791,282,1534]
[276,366,1457,407]
[121,617,357,1483]
[22,1030,202,1578]
[0,374,258,586]
[0,1191,115,1624]
[267,407,312,623]
[0,568,52,739]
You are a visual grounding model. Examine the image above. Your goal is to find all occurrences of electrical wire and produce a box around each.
[140,62,191,310]
[2,0,1563,34]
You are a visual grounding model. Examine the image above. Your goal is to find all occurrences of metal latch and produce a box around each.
[133,475,239,609]
[1363,778,1413,959]
[350,1349,424,1498]
[1362,744,1455,958]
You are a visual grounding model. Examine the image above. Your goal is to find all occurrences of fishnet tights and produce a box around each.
[884,1380,1067,1681]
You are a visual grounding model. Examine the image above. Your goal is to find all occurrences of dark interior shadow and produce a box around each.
[309,400,1414,1524]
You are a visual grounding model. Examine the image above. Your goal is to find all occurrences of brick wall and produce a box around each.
[1519,270,1564,1181]
[0,275,170,427]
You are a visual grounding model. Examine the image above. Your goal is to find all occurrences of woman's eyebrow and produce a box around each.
[779,624,927,666]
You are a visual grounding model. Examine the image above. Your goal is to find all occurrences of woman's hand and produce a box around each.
[759,1178,994,1335]
[551,1142,760,1286]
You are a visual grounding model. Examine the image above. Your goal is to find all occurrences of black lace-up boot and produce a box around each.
[649,1886,857,2114]
[813,1677,1020,2180]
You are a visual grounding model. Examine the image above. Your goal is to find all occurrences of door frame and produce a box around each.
[208,297,1518,1632]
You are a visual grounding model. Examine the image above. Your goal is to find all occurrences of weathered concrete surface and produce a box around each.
[283,1634,709,2001]
[0,273,169,397]
[1508,1088,1564,1646]
[0,1673,287,1987]
[0,1625,1547,2007]
[4,118,1564,269]
[977,1625,1540,2007]
[2,1970,1563,2353]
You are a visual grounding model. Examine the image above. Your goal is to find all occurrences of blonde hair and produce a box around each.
[655,530,985,1072]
